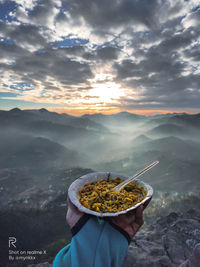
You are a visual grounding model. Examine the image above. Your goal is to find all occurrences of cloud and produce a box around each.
[184,45,200,62]
[14,0,61,28]
[0,46,93,84]
[83,46,121,62]
[96,47,120,61]
[0,21,48,50]
[182,7,200,28]
[67,0,159,31]
[112,17,200,110]
[0,0,200,112]
[0,41,30,60]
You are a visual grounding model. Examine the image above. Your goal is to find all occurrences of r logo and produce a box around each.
[8,237,17,248]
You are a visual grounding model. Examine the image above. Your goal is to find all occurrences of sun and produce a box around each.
[89,74,124,103]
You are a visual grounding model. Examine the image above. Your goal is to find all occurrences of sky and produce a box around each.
[0,0,200,116]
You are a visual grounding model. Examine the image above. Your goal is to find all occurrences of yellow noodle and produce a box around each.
[79,177,147,213]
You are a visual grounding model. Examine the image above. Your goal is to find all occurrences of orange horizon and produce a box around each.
[46,107,196,117]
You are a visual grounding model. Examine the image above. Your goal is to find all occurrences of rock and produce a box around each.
[123,209,200,267]
[190,243,200,266]
[163,230,186,264]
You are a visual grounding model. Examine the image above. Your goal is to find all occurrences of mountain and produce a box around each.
[132,134,152,146]
[147,113,186,125]
[26,108,108,132]
[0,137,83,169]
[0,166,93,209]
[146,123,200,141]
[146,113,200,134]
[0,108,108,133]
[0,108,37,127]
[147,123,189,136]
[0,109,115,160]
[135,136,200,159]
[168,113,200,128]
[82,112,147,126]
[94,136,200,194]
[19,119,100,141]
[110,111,146,120]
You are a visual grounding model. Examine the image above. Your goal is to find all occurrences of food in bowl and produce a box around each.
[79,177,147,213]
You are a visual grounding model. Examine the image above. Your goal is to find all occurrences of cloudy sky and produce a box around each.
[0,0,200,115]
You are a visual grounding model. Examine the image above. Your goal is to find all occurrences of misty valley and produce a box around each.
[0,108,200,266]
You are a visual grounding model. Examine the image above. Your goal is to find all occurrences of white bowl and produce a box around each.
[68,172,153,217]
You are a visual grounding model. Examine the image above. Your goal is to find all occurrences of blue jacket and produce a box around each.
[53,214,130,267]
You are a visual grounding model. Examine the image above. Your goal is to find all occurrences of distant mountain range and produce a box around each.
[0,108,108,132]
[134,136,200,161]
[147,123,188,136]
[0,108,200,205]
[1,108,199,169]
[149,113,200,129]
[0,136,83,169]
[0,108,116,164]
[1,108,199,130]
[82,111,148,127]
[0,108,200,267]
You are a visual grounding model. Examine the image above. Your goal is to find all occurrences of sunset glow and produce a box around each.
[47,107,195,117]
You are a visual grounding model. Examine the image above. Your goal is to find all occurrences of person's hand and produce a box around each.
[66,196,151,238]
[66,197,84,228]
[110,205,144,238]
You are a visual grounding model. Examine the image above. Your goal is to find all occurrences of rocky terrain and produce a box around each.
[26,209,200,267]
[124,209,200,267]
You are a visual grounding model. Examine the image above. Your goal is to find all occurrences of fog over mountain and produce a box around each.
[0,109,200,266]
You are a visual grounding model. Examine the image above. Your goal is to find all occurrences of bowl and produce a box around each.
[68,172,153,217]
